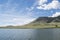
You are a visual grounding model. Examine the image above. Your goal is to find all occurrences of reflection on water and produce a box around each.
[0,29,59,40]
[33,29,53,40]
[53,28,60,40]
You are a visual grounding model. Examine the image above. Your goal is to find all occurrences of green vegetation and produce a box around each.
[22,22,60,29]
[0,16,60,29]
[0,22,60,29]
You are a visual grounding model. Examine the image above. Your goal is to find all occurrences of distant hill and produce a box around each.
[32,16,60,23]
[0,16,60,29]
[23,16,60,28]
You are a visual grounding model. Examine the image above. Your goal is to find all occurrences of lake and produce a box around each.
[0,28,60,40]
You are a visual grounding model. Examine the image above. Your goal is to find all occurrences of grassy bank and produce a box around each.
[0,23,60,29]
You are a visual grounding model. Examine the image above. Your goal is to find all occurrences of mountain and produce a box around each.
[1,16,60,29]
[23,16,60,28]
[32,16,60,23]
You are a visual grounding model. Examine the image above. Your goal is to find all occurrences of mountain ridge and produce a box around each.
[32,15,60,23]
[0,16,60,29]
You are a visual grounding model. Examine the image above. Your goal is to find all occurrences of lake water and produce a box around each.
[0,28,60,40]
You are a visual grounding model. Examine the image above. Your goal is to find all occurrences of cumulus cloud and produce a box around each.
[37,0,60,10]
[51,12,60,17]
[38,0,47,5]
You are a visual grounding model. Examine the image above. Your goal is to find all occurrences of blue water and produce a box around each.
[0,29,59,40]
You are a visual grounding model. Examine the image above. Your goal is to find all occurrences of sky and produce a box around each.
[0,0,60,26]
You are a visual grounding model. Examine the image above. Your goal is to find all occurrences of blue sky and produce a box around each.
[0,0,60,26]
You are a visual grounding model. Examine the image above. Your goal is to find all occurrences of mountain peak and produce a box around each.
[32,15,60,23]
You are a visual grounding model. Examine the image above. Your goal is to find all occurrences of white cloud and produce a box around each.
[0,11,36,26]
[26,7,34,12]
[0,0,36,26]
[38,0,47,5]
[0,13,36,26]
[51,12,60,17]
[37,0,60,10]
[0,18,35,26]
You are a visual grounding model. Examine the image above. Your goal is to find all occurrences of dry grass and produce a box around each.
[0,22,60,29]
